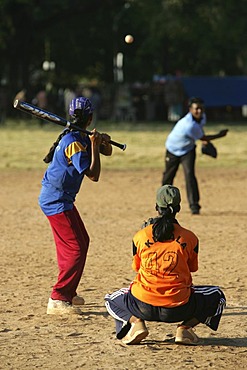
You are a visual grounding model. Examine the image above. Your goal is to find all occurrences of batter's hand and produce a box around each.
[100,133,113,156]
[90,128,102,147]
[101,133,111,144]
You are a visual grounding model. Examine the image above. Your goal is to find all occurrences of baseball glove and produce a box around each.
[201,142,217,158]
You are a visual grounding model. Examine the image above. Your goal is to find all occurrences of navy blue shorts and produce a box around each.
[105,285,226,337]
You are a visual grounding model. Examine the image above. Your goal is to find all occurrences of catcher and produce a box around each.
[105,185,226,345]
[162,97,228,214]
[39,96,112,315]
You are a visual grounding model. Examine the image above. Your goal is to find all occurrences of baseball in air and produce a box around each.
[125,34,134,44]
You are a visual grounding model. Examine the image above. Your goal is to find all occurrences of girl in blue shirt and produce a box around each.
[39,96,112,315]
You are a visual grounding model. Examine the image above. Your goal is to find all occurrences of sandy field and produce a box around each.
[1,167,247,370]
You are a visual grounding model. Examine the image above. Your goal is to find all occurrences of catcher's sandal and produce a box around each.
[47,298,82,315]
[175,326,200,345]
[72,295,85,305]
[122,321,149,345]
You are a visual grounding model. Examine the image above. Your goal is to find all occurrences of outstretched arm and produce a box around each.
[200,129,228,142]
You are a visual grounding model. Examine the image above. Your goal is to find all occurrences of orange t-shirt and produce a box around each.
[131,223,198,307]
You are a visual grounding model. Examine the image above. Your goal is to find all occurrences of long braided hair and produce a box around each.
[43,112,91,164]
[152,204,180,242]
[43,128,70,163]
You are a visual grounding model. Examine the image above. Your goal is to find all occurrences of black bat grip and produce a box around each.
[109,140,126,151]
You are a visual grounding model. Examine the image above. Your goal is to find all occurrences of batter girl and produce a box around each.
[39,96,112,315]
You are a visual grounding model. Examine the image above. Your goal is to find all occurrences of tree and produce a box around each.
[1,0,247,113]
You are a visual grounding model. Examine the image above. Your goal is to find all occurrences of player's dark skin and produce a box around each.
[190,102,228,143]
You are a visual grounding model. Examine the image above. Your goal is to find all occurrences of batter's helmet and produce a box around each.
[69,96,94,116]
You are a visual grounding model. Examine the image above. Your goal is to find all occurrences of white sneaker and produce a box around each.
[122,321,149,345]
[47,298,82,315]
[175,326,200,345]
[72,295,85,305]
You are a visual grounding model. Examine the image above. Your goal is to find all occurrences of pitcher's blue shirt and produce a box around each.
[39,131,91,216]
[166,112,206,156]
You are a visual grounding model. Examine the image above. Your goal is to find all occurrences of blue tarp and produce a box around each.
[181,76,247,107]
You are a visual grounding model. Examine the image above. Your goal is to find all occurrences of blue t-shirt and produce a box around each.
[39,131,91,216]
[166,112,206,156]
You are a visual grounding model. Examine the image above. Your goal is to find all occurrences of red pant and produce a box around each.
[47,206,89,303]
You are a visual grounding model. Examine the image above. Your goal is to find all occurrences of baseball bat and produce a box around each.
[13,100,127,151]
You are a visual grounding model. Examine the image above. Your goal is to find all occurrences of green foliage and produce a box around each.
[1,0,247,96]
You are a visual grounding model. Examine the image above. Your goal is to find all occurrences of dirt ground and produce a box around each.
[1,167,247,370]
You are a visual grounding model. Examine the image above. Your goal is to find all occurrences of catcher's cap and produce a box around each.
[69,96,94,116]
[156,185,181,208]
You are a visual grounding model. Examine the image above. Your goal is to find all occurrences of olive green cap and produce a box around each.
[156,185,181,208]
